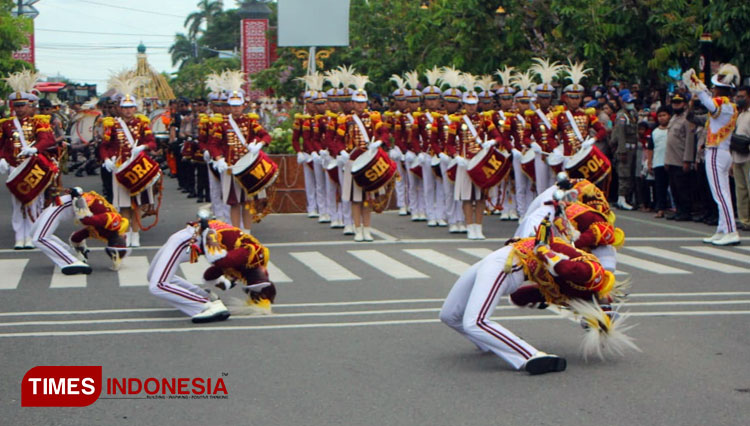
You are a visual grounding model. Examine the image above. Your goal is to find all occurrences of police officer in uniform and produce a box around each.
[610,92,638,210]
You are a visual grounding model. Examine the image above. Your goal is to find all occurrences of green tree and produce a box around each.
[184,0,223,40]
[169,33,196,68]
[170,57,241,98]
[201,9,242,51]
[706,0,750,77]
[0,0,35,98]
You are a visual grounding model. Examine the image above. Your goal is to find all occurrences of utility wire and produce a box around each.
[72,0,187,19]
[36,28,176,37]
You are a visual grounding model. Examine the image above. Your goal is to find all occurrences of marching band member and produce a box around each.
[438,66,467,233]
[333,67,357,234]
[440,221,635,374]
[293,74,323,219]
[311,88,339,228]
[207,71,271,233]
[529,58,565,192]
[491,66,519,221]
[32,187,129,275]
[447,73,502,240]
[100,73,158,248]
[322,72,347,230]
[203,73,231,223]
[413,67,448,227]
[386,74,410,216]
[684,64,742,246]
[146,210,230,324]
[335,73,390,242]
[403,71,427,223]
[504,70,538,219]
[1,70,58,249]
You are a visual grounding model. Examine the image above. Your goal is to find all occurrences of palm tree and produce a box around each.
[184,0,223,39]
[169,33,196,68]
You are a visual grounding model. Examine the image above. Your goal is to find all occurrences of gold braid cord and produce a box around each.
[131,176,163,232]
[365,175,397,214]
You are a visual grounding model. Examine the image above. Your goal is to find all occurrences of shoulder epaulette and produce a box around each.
[449,114,461,123]
[524,109,536,117]
[326,111,338,118]
[370,111,381,121]
[33,114,51,124]
[101,117,115,127]
[135,114,150,124]
[584,108,597,116]
[247,113,260,120]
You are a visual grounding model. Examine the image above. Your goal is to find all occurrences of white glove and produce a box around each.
[131,145,146,155]
[338,150,350,162]
[319,149,330,161]
[456,156,468,167]
[296,152,307,164]
[481,140,496,150]
[682,69,707,93]
[582,137,596,149]
[214,276,235,291]
[20,146,37,157]
[103,157,116,173]
[203,150,211,163]
[368,140,382,152]
[0,158,8,175]
[214,158,228,174]
[388,148,399,161]
[438,152,450,163]
[530,142,543,154]
[511,148,522,160]
[404,151,416,164]
[248,141,263,154]
[311,151,320,161]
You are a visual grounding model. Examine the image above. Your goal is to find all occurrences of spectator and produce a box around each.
[610,92,638,210]
[687,102,718,225]
[664,94,693,221]
[638,121,655,211]
[648,106,671,217]
[732,86,750,230]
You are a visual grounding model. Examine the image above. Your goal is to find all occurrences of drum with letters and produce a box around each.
[232,150,279,196]
[564,145,611,184]
[351,147,397,192]
[6,155,59,205]
[467,148,512,189]
[325,159,340,185]
[69,110,100,149]
[446,158,458,182]
[520,150,536,183]
[547,145,565,174]
[431,156,442,178]
[409,159,423,179]
[116,151,162,195]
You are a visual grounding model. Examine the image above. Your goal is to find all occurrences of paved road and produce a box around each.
[2,174,749,425]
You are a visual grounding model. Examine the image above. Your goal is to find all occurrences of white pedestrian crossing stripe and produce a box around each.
[615,253,690,275]
[626,246,750,273]
[682,246,750,265]
[267,262,293,283]
[117,256,150,287]
[0,259,28,290]
[50,266,88,288]
[348,250,428,279]
[290,251,360,281]
[458,248,493,259]
[404,249,472,275]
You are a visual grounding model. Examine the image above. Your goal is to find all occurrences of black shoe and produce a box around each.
[187,192,197,199]
[673,214,692,221]
[74,170,85,177]
[180,188,190,193]
[692,215,705,223]
[524,353,567,375]
[665,213,677,220]
[197,197,204,203]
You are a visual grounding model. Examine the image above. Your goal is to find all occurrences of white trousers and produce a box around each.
[440,246,538,369]
[208,168,230,222]
[31,196,79,268]
[11,192,43,244]
[303,161,318,214]
[501,178,515,214]
[534,155,552,195]
[313,157,326,215]
[454,165,482,201]
[422,156,445,221]
[146,227,210,317]
[513,156,534,218]
[407,168,425,214]
[440,160,463,225]
[394,160,407,209]
[323,167,340,222]
[338,163,352,225]
[706,148,737,234]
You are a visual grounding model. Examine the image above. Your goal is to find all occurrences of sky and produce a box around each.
[33,0,234,89]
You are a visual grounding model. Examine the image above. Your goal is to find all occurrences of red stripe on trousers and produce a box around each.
[710,150,733,233]
[156,240,208,303]
[38,202,76,264]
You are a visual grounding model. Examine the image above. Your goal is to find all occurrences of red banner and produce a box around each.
[12,31,35,65]
[241,19,270,101]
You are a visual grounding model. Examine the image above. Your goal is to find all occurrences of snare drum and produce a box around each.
[6,155,58,205]
[409,160,423,179]
[446,158,458,183]
[564,145,611,184]
[232,150,279,196]
[520,150,536,183]
[547,145,565,174]
[466,148,512,189]
[116,151,162,195]
[431,156,442,178]
[351,147,397,192]
[325,159,340,185]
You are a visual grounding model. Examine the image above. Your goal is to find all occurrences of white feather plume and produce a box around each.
[350,74,371,92]
[337,65,357,88]
[715,63,741,87]
[440,66,463,89]
[511,70,536,92]
[566,298,641,361]
[495,66,515,87]
[424,66,442,87]
[309,72,325,92]
[565,59,592,86]
[3,69,43,94]
[530,57,564,84]
[460,73,479,92]
[324,69,342,89]
[389,74,406,90]
[221,69,246,94]
[107,69,148,96]
[205,72,224,94]
[404,70,420,90]
[475,75,495,93]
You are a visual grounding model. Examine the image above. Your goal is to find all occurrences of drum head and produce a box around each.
[521,149,535,163]
[564,145,592,169]
[351,149,376,173]
[325,160,338,171]
[232,151,260,175]
[467,148,490,169]
[6,157,31,181]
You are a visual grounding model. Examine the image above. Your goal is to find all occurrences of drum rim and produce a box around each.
[231,150,262,175]
[467,147,491,169]
[351,149,377,173]
[116,151,153,172]
[521,149,535,163]
[6,156,33,181]
[564,144,593,168]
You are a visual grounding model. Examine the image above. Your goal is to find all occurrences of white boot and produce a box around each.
[125,230,133,247]
[703,232,723,244]
[70,239,90,262]
[449,224,459,233]
[354,226,364,242]
[616,196,634,211]
[343,224,355,235]
[191,300,230,324]
[308,211,319,218]
[467,224,477,240]
[500,212,510,221]
[61,260,92,276]
[399,207,408,216]
[363,227,374,242]
[318,214,331,223]
[427,220,437,227]
[475,224,486,240]
[509,210,519,220]
[130,232,140,248]
[437,219,448,227]
[458,222,467,233]
[712,231,740,246]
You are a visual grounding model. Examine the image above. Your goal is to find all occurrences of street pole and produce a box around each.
[701,0,712,86]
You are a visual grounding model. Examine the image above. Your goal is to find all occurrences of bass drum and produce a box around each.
[148,108,170,134]
[68,110,101,149]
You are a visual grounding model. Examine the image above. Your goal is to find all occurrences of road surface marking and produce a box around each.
[50,266,88,288]
[404,249,472,275]
[348,250,428,279]
[682,246,750,265]
[626,246,750,273]
[289,251,360,281]
[117,256,150,287]
[458,248,493,258]
[615,253,690,274]
[0,259,29,290]
[266,261,293,283]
